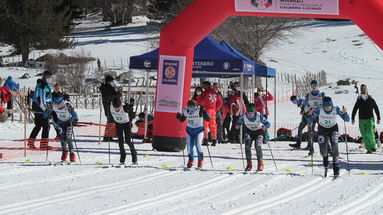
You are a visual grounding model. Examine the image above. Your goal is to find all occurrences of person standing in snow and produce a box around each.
[3,75,19,111]
[299,80,325,155]
[308,97,350,178]
[213,83,225,143]
[100,75,122,142]
[51,94,79,163]
[110,97,137,165]
[177,100,210,169]
[201,81,223,146]
[254,87,274,119]
[289,94,310,149]
[28,71,54,150]
[236,103,270,172]
[352,84,381,153]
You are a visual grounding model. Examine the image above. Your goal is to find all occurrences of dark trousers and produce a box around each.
[104,105,115,140]
[244,129,264,161]
[222,115,231,140]
[229,116,240,142]
[318,125,340,168]
[29,113,50,145]
[216,111,224,141]
[116,123,137,164]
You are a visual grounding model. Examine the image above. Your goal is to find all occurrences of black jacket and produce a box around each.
[99,83,121,105]
[352,95,380,121]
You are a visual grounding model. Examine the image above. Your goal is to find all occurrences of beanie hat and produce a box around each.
[105,75,114,83]
[310,80,318,86]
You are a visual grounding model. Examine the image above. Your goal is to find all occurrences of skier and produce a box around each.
[176,100,210,169]
[236,103,271,171]
[52,83,70,139]
[51,94,79,163]
[100,75,122,142]
[299,80,325,155]
[307,97,350,178]
[201,81,222,146]
[110,97,137,165]
[28,71,54,150]
[351,84,381,153]
[289,94,310,149]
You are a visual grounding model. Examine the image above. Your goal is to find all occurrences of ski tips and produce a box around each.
[285,168,293,173]
[226,166,235,170]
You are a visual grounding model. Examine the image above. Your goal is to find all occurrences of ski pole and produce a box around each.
[239,124,245,169]
[179,122,186,166]
[342,122,351,175]
[266,129,278,171]
[206,144,214,169]
[310,122,314,175]
[71,122,82,164]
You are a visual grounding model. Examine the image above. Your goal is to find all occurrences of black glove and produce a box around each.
[176,113,182,119]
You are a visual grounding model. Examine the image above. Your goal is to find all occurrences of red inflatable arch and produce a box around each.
[152,0,383,151]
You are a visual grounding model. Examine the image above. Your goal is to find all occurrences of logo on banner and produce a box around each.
[144,60,151,68]
[223,62,230,70]
[162,60,179,85]
[251,0,272,10]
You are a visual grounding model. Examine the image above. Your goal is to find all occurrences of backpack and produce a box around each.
[0,87,12,103]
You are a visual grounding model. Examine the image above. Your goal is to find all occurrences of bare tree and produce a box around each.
[46,50,95,94]
[213,16,305,64]
[101,0,136,26]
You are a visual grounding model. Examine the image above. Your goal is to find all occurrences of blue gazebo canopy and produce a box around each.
[219,40,276,78]
[129,35,255,78]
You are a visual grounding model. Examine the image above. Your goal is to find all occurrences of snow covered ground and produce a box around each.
[1,16,383,215]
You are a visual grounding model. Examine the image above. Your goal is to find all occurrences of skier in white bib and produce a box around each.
[176,100,210,169]
[51,94,78,163]
[236,103,270,171]
[308,97,350,178]
[300,80,325,155]
[110,98,137,165]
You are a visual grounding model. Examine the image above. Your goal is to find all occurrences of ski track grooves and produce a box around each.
[0,170,175,215]
[0,168,107,190]
[327,181,383,215]
[222,171,345,215]
[91,174,238,215]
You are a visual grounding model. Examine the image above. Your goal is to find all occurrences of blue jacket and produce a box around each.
[3,76,19,91]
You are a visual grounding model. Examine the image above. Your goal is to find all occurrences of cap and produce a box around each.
[310,80,318,86]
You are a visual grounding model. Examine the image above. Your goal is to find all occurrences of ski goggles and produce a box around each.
[323,101,332,109]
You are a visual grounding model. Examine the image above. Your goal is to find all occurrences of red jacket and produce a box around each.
[192,95,203,106]
[201,88,223,111]
[229,92,246,116]
[0,87,12,103]
[0,105,5,114]
[221,103,231,120]
[254,92,274,115]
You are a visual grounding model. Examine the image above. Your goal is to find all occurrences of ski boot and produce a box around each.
[27,138,36,149]
[61,151,69,161]
[333,165,340,179]
[187,159,194,168]
[323,156,329,177]
[211,140,217,147]
[257,160,264,171]
[197,160,203,169]
[131,162,138,165]
[245,160,253,171]
[202,139,209,146]
[289,141,301,149]
[69,153,76,163]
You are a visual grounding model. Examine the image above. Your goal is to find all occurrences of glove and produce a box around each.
[43,110,50,119]
[176,113,182,120]
[72,120,78,126]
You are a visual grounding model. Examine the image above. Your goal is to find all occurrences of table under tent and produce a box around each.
[129,35,276,155]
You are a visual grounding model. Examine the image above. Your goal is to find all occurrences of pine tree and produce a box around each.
[0,0,75,65]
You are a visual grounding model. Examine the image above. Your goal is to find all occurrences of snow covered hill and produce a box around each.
[1,17,383,215]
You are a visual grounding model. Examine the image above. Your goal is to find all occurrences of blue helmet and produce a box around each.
[310,80,318,86]
[53,97,64,104]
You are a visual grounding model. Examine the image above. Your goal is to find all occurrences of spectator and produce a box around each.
[191,87,203,106]
[100,75,122,142]
[254,87,274,118]
[3,76,19,111]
